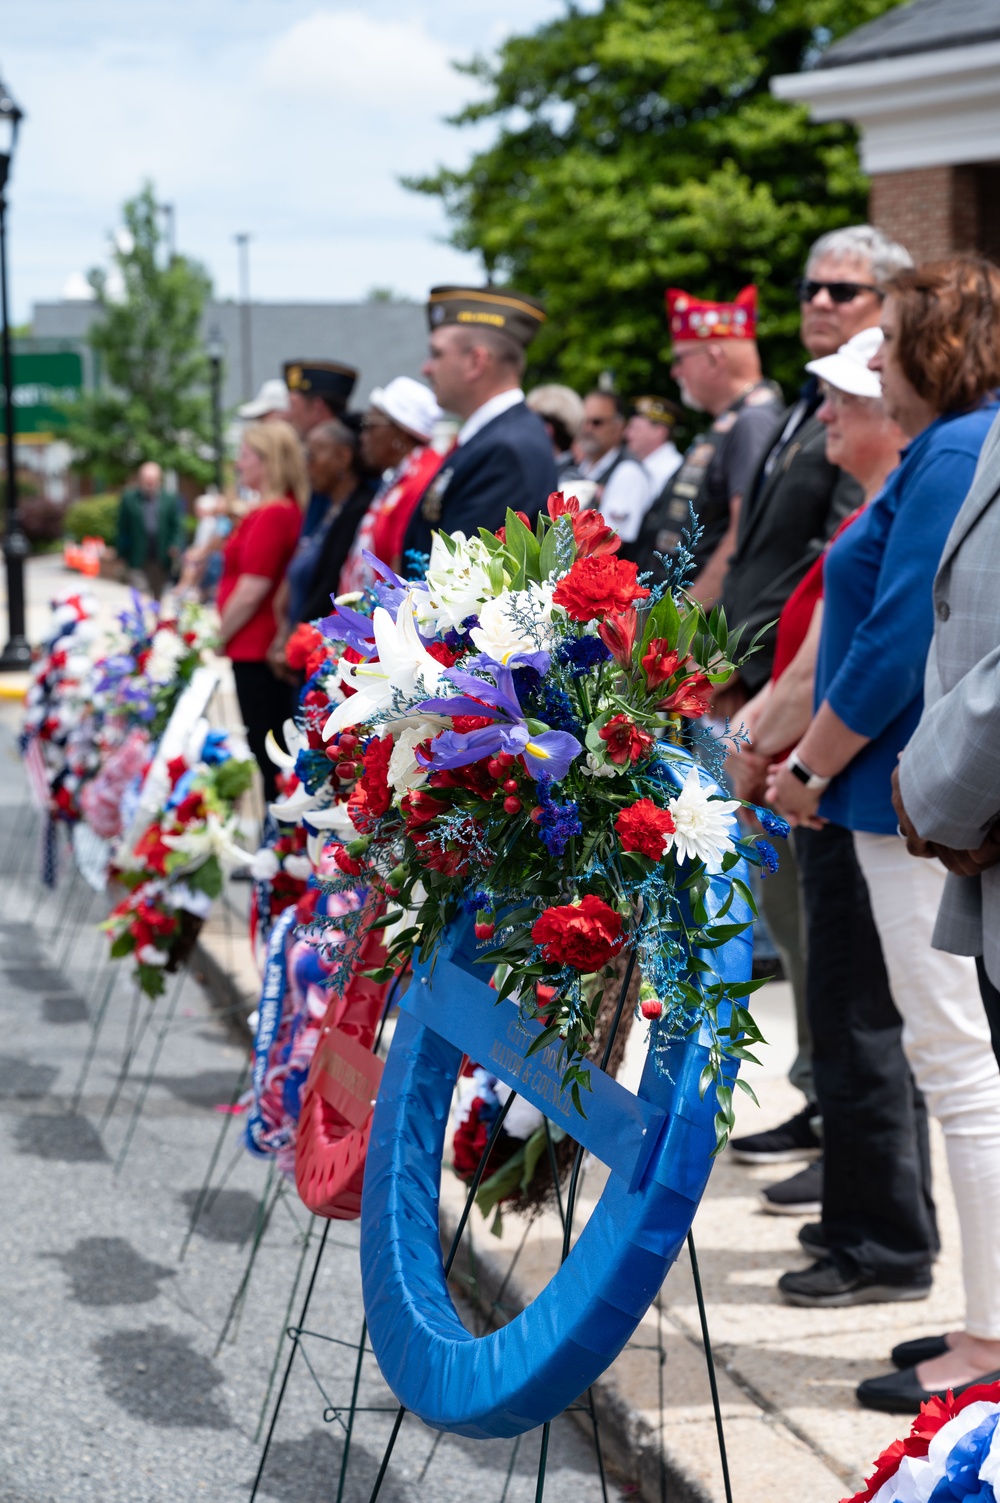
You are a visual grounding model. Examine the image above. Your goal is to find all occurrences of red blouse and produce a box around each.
[218,496,301,661]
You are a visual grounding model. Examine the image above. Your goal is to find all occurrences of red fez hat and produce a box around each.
[665,285,757,341]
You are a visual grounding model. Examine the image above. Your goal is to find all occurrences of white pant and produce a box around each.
[854,832,1000,1338]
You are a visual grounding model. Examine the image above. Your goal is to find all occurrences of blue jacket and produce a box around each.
[817,401,1000,835]
[403,401,558,569]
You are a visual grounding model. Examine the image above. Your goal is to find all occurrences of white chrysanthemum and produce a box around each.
[469,584,556,664]
[666,767,740,872]
[414,531,501,633]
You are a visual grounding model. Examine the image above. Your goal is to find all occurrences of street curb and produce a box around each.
[0,679,28,701]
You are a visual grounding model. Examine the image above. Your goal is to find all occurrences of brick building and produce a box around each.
[772,0,1000,264]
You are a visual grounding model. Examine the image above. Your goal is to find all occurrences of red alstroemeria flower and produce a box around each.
[553,554,648,622]
[599,714,654,765]
[571,510,621,559]
[661,674,712,719]
[531,895,623,972]
[615,799,675,859]
[641,640,680,690]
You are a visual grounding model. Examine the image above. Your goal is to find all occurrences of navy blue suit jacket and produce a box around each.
[403,400,558,569]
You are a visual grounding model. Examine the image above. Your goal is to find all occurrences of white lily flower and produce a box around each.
[414,531,499,633]
[323,598,443,737]
[161,812,251,873]
[666,767,740,872]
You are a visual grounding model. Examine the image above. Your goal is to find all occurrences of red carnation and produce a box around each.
[285,622,326,675]
[599,714,654,765]
[332,845,364,877]
[552,555,649,622]
[426,639,464,668]
[360,735,393,818]
[615,799,675,860]
[450,713,495,734]
[532,895,623,972]
[641,640,680,689]
[661,674,712,719]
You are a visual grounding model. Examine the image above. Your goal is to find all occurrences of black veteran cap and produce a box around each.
[282,361,358,406]
[427,286,547,349]
[632,395,683,429]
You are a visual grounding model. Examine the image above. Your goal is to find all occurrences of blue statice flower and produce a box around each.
[755,838,780,876]
[534,777,583,858]
[751,805,790,839]
[557,634,612,678]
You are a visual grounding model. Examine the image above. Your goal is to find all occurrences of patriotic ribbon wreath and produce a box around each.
[846,1381,1000,1502]
[360,808,752,1439]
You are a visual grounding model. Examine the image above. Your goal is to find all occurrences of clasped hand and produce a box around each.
[891,765,1000,876]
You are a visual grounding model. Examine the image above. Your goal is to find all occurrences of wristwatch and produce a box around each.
[788,750,831,792]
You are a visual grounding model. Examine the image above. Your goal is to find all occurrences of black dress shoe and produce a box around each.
[778,1255,932,1309]
[760,1158,823,1216]
[730,1104,821,1164]
[891,1334,950,1369]
[857,1363,1000,1415]
[798,1221,827,1254]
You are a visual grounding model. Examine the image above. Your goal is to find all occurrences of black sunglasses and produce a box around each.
[797,278,884,305]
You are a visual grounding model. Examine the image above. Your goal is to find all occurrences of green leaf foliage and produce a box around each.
[407,0,901,396]
[63,182,216,486]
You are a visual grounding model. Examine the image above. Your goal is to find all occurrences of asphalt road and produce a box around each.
[0,707,614,1503]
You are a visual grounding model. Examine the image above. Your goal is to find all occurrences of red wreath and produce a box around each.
[294,915,392,1220]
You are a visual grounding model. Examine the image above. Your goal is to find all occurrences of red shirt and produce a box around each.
[218,496,302,661]
[370,446,444,573]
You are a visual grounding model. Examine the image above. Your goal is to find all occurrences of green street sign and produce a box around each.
[3,350,84,436]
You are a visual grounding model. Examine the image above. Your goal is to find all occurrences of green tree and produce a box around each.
[409,0,902,396]
[66,183,215,486]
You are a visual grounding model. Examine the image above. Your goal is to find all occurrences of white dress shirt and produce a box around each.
[585,445,655,544]
[456,388,525,447]
[642,438,683,499]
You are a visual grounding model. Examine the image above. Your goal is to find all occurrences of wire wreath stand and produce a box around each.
[248,939,741,1503]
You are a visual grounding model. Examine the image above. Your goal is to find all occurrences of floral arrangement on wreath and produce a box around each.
[20,591,104,825]
[93,591,218,739]
[845,1381,1000,1501]
[313,494,785,1143]
[104,731,254,996]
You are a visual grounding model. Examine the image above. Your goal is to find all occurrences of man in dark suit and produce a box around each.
[402,286,557,568]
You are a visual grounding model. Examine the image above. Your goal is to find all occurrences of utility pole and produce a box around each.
[234,232,252,401]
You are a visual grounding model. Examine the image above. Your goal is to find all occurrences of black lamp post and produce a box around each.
[207,325,224,491]
[0,75,29,671]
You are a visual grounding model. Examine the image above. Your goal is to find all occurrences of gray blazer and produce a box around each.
[898,410,1000,981]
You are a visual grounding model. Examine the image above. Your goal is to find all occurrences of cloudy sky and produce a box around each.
[1,0,585,321]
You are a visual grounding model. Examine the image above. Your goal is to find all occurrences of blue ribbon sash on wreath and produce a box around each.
[245,902,298,1156]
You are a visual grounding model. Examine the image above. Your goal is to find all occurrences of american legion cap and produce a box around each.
[426,286,547,349]
[665,285,758,341]
[282,361,358,406]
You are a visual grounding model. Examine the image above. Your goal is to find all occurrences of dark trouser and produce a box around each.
[231,659,296,805]
[795,823,938,1283]
[758,834,813,1103]
[975,957,1000,1073]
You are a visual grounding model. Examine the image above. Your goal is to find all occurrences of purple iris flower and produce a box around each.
[95,654,137,689]
[318,602,376,657]
[363,551,419,620]
[415,655,582,782]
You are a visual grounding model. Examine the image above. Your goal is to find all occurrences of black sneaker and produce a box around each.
[760,1157,823,1216]
[778,1256,932,1309]
[730,1104,821,1165]
[798,1221,827,1254]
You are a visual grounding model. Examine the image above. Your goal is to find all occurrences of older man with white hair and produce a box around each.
[726,223,914,1219]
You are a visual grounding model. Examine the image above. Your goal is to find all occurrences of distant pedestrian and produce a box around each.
[403,285,557,564]
[115,461,185,601]
[622,395,683,515]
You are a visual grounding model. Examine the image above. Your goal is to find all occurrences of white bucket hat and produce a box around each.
[368,376,442,442]
[238,378,290,420]
[806,326,884,399]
